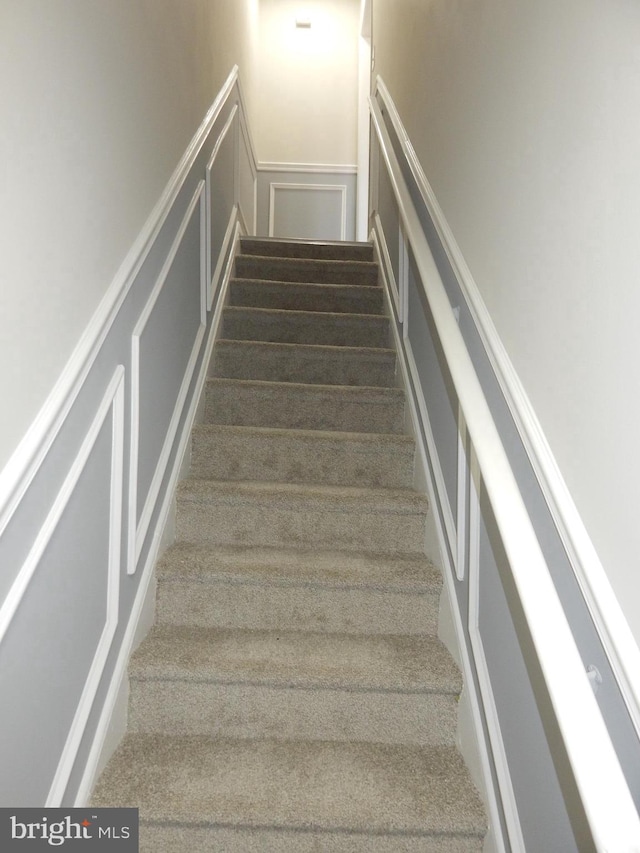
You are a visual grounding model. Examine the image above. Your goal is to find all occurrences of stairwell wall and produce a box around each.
[371,0,640,848]
[371,0,640,654]
[0,0,257,806]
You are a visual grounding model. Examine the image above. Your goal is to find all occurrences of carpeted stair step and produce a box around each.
[229,278,384,314]
[212,340,397,387]
[175,479,428,554]
[155,543,442,635]
[135,826,483,853]
[127,625,460,745]
[92,237,487,849]
[222,306,390,348]
[235,254,379,286]
[92,735,486,850]
[204,378,405,434]
[240,237,374,262]
[190,424,415,488]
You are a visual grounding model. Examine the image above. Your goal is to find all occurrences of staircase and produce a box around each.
[92,237,486,851]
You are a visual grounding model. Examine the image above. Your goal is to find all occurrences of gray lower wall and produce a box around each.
[0,72,254,807]
[370,89,640,852]
[257,166,357,241]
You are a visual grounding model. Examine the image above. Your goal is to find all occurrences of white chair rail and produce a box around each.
[369,92,640,850]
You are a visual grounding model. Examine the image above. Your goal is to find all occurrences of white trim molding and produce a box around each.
[45,367,125,805]
[128,181,206,575]
[467,450,526,853]
[206,104,238,310]
[268,182,347,240]
[238,108,258,236]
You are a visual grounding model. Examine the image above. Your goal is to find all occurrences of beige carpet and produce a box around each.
[92,236,486,852]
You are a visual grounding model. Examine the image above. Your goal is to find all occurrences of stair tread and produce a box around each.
[212,339,397,388]
[222,305,390,348]
[157,542,442,594]
[207,375,404,399]
[205,377,406,434]
[228,279,384,314]
[237,254,378,269]
[235,255,379,286]
[92,734,486,837]
[130,625,462,694]
[215,338,396,359]
[193,422,414,446]
[178,477,429,512]
[190,423,415,488]
[230,277,382,292]
[224,304,388,324]
[240,237,374,262]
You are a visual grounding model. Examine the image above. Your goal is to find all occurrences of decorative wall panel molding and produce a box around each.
[269,182,347,241]
[0,66,257,807]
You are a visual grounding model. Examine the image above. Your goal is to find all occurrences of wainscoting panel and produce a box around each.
[238,110,257,236]
[0,369,124,806]
[257,165,357,241]
[0,66,256,807]
[206,106,237,310]
[129,182,206,573]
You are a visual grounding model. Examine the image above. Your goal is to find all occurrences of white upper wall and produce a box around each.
[373,0,640,644]
[0,0,256,476]
[254,0,360,165]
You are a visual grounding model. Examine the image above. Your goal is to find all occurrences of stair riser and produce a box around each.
[140,826,483,853]
[222,308,390,348]
[191,428,414,488]
[155,580,439,635]
[235,256,379,286]
[205,382,405,434]
[213,341,397,387]
[240,239,374,262]
[129,680,457,746]
[175,494,427,553]
[229,280,384,315]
